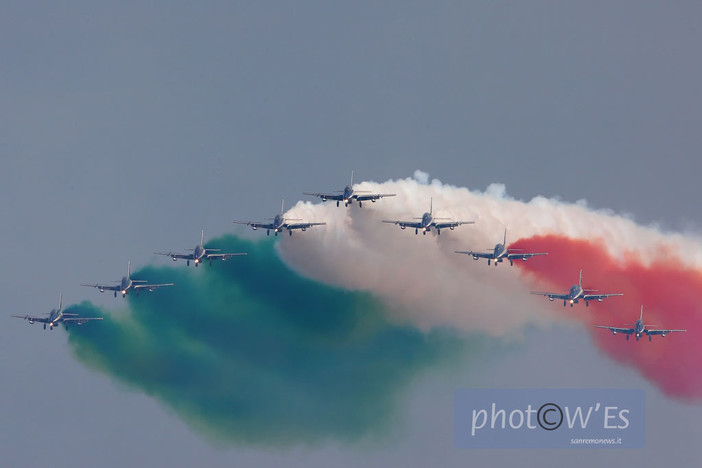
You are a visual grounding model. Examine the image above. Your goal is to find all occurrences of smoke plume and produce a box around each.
[66,170,701,448]
[281,171,701,399]
[512,234,702,399]
[66,236,465,446]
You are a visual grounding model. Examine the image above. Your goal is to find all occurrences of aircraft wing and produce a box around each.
[382,220,423,229]
[583,293,623,301]
[646,328,686,336]
[455,250,493,259]
[155,251,194,261]
[132,283,174,291]
[205,252,247,261]
[285,222,326,231]
[593,325,634,335]
[63,317,104,324]
[303,192,344,201]
[433,221,475,229]
[355,193,396,202]
[233,220,274,230]
[507,252,548,261]
[531,291,569,301]
[81,283,121,292]
[11,314,50,324]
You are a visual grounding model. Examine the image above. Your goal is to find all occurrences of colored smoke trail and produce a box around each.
[511,234,702,399]
[64,169,702,445]
[278,171,702,400]
[66,236,466,446]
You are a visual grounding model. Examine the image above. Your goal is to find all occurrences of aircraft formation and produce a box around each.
[530,269,622,308]
[156,230,247,267]
[12,294,103,331]
[81,260,175,298]
[594,306,686,342]
[11,172,687,341]
[456,229,547,266]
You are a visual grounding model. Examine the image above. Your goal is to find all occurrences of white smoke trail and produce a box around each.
[278,171,702,336]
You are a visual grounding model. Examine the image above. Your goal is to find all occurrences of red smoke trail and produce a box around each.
[511,234,702,401]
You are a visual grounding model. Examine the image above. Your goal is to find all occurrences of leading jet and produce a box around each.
[531,269,623,307]
[81,261,174,298]
[382,198,474,235]
[594,306,686,341]
[233,200,326,236]
[303,171,396,207]
[155,230,247,266]
[12,294,102,330]
[455,229,548,266]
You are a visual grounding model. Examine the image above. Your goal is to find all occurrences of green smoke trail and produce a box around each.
[66,235,467,446]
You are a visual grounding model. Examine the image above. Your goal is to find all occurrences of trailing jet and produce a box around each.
[455,229,548,266]
[233,200,326,236]
[155,230,247,267]
[81,261,174,298]
[382,198,474,235]
[594,306,686,341]
[531,269,622,307]
[12,294,102,330]
[303,171,396,207]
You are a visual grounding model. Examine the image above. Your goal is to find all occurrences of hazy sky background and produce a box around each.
[2,2,701,467]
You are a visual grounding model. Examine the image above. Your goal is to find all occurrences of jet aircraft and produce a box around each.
[531,269,623,307]
[233,200,326,236]
[12,294,102,330]
[81,261,174,298]
[594,306,686,341]
[455,229,548,266]
[382,198,474,235]
[303,171,396,207]
[155,230,247,266]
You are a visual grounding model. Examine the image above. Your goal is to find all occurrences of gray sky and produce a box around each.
[2,2,701,467]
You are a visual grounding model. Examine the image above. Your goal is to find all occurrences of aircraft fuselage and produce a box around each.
[47,309,61,329]
[343,185,354,203]
[120,277,132,295]
[421,213,433,229]
[193,244,206,264]
[635,319,645,339]
[568,285,584,303]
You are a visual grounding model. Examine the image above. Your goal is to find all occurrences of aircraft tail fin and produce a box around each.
[578,269,583,287]
[58,293,63,311]
[640,305,644,322]
[503,228,507,246]
[430,197,433,216]
[200,229,205,247]
[127,260,131,279]
[281,199,285,215]
[350,170,354,187]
